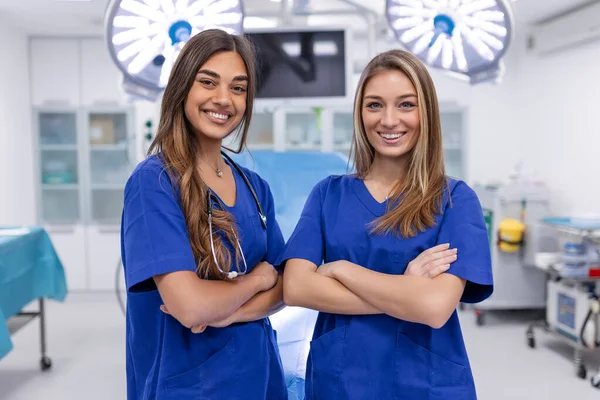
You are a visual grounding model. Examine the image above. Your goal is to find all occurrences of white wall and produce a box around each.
[0,14,35,225]
[517,33,600,215]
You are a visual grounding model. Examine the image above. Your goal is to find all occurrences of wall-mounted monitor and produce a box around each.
[246,27,351,103]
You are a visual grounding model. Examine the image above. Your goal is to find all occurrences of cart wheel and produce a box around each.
[527,336,535,349]
[591,374,600,389]
[40,356,52,371]
[475,310,485,326]
[577,364,587,380]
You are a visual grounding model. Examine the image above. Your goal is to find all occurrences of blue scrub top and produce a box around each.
[276,175,493,400]
[121,155,287,400]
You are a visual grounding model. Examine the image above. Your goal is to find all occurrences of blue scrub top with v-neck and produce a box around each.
[121,154,287,400]
[276,175,493,400]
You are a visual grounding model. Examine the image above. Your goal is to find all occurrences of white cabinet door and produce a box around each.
[87,225,121,290]
[30,38,80,107]
[80,38,125,107]
[45,224,87,290]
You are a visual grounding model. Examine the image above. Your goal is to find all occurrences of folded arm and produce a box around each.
[154,271,268,328]
[226,275,285,324]
[328,261,465,328]
[282,258,382,315]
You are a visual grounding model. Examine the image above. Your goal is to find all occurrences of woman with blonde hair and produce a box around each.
[121,29,287,399]
[277,49,493,399]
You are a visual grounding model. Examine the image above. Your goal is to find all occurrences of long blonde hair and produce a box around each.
[147,30,257,279]
[350,49,447,238]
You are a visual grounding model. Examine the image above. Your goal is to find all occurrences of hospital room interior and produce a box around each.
[2,0,600,399]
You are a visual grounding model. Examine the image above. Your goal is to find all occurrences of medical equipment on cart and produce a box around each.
[526,217,600,389]
[471,182,552,325]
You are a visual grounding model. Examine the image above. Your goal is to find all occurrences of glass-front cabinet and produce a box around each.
[86,110,133,224]
[35,107,135,291]
[440,110,465,180]
[38,111,81,223]
[237,105,466,180]
[284,108,322,151]
[36,108,134,226]
[246,111,274,149]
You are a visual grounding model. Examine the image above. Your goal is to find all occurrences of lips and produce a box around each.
[203,110,232,126]
[378,131,406,140]
[204,111,230,120]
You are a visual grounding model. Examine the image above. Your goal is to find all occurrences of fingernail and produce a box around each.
[444,243,450,248]
[444,264,450,269]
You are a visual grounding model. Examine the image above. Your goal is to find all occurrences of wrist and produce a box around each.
[249,274,271,292]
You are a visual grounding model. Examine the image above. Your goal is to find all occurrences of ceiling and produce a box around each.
[0,0,595,36]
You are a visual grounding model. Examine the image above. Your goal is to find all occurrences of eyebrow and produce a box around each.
[197,69,248,82]
[364,94,417,100]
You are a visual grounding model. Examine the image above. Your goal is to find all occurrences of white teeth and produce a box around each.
[207,111,229,120]
[380,132,405,140]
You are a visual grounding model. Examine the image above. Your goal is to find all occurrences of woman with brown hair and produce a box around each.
[120,29,287,399]
[277,49,493,399]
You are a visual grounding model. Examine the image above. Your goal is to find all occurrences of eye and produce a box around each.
[232,86,247,93]
[199,79,215,86]
[399,102,416,109]
[365,102,382,109]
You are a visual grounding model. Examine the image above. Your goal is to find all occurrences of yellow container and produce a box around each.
[497,218,526,253]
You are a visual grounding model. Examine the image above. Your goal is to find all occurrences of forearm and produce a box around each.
[155,272,264,328]
[284,267,381,315]
[333,265,462,328]
[230,276,285,323]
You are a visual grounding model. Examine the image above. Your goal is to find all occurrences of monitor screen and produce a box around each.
[246,29,347,99]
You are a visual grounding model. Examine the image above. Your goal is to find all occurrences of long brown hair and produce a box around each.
[350,49,447,238]
[148,29,257,279]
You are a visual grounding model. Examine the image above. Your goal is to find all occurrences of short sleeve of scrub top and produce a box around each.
[260,179,285,268]
[121,163,197,292]
[275,177,327,269]
[437,181,493,303]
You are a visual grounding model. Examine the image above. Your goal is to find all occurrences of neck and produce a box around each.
[196,138,223,168]
[366,154,409,188]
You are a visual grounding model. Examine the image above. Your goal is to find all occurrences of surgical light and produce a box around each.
[385,0,515,84]
[105,0,245,101]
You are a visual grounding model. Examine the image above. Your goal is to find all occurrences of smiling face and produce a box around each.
[183,50,248,143]
[360,69,420,163]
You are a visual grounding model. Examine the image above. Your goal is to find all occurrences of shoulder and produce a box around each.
[132,154,164,174]
[235,163,271,196]
[443,177,483,213]
[126,154,175,193]
[445,177,479,201]
[306,174,356,205]
[315,174,354,192]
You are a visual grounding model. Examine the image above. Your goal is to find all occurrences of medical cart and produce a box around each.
[471,182,552,325]
[526,218,600,388]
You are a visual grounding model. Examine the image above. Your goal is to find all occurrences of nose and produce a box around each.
[212,85,232,107]
[381,108,399,129]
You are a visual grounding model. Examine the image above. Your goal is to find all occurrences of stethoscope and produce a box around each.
[206,151,267,279]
